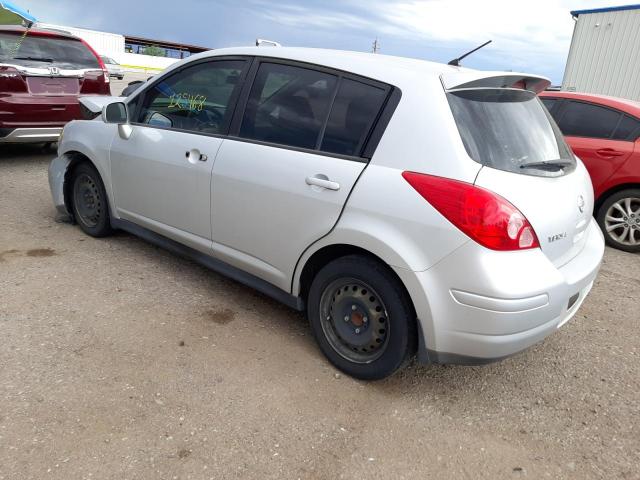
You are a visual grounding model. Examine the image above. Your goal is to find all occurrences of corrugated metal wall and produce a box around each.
[562,9,640,101]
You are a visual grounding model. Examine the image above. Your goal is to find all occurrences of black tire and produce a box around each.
[307,255,417,380]
[596,189,640,253]
[70,162,113,237]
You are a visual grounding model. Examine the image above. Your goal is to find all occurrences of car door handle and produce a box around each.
[185,150,208,162]
[596,148,625,158]
[305,175,340,191]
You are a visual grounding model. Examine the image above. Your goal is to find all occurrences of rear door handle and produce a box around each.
[596,148,625,158]
[305,175,340,191]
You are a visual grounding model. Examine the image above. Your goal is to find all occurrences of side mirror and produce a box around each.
[102,102,128,124]
[102,102,132,140]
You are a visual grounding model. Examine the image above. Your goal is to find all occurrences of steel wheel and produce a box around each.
[604,196,640,247]
[319,278,390,364]
[73,172,103,228]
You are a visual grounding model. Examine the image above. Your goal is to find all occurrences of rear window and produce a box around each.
[0,32,99,69]
[448,89,575,177]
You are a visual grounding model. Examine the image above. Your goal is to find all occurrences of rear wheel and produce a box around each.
[597,189,640,253]
[71,162,113,237]
[307,255,416,380]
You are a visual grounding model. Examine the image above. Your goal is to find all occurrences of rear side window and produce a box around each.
[558,101,620,139]
[0,32,99,69]
[321,78,387,156]
[612,115,640,141]
[448,89,574,177]
[240,63,338,150]
[540,97,558,112]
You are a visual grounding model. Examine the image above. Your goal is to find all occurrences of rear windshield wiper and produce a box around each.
[13,56,54,63]
[520,159,574,171]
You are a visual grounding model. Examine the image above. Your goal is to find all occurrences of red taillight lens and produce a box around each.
[402,172,540,251]
[79,38,109,83]
[0,66,27,93]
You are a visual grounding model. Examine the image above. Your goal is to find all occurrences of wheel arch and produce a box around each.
[60,150,114,222]
[595,182,640,213]
[296,242,431,363]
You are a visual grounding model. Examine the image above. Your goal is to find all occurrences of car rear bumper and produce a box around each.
[395,218,605,363]
[0,127,63,143]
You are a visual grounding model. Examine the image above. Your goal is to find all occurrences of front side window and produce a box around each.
[137,60,245,135]
[321,78,387,156]
[558,101,621,139]
[0,32,99,69]
[448,88,574,177]
[240,63,338,150]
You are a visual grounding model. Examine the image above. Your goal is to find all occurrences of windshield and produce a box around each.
[0,32,99,69]
[447,88,575,177]
[101,56,117,65]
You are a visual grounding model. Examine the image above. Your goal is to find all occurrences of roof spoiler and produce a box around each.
[441,72,551,94]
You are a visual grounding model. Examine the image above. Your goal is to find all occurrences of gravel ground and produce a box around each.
[110,72,152,97]
[0,144,639,480]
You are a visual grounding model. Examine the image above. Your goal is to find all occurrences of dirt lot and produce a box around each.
[110,72,151,97]
[1,144,639,480]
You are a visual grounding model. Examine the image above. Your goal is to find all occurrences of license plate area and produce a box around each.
[27,76,79,95]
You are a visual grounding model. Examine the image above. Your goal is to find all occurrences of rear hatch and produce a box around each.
[444,73,594,267]
[0,29,110,125]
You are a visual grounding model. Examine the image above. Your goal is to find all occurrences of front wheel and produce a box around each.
[596,189,640,253]
[70,162,113,237]
[307,255,417,380]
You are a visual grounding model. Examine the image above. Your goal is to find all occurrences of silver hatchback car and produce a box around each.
[49,47,604,380]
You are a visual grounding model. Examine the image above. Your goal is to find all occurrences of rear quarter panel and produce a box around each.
[293,72,480,293]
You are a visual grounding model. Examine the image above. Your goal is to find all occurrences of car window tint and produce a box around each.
[0,32,99,69]
[612,115,640,141]
[137,60,244,135]
[240,63,337,150]
[541,97,557,112]
[558,101,621,139]
[320,78,387,156]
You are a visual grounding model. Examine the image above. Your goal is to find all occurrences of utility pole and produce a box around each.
[372,38,380,54]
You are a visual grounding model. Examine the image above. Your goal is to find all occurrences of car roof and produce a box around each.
[187,46,488,89]
[0,24,79,40]
[540,90,640,117]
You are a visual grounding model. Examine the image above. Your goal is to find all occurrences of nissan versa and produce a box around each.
[48,47,605,380]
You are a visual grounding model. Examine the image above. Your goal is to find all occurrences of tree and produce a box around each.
[144,45,165,57]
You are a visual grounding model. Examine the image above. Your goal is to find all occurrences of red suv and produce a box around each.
[540,91,640,252]
[0,25,110,145]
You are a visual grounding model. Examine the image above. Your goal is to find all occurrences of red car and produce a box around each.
[540,91,640,252]
[0,25,110,145]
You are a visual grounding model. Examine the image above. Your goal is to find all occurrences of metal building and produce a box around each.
[562,4,640,101]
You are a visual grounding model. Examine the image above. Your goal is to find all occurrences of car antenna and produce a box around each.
[447,40,492,67]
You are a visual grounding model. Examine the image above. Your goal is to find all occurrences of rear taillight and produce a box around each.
[402,172,540,251]
[80,38,109,83]
[0,66,27,93]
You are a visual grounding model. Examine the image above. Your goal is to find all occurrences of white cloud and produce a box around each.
[252,0,628,79]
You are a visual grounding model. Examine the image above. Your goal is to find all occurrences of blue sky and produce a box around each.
[16,0,629,83]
